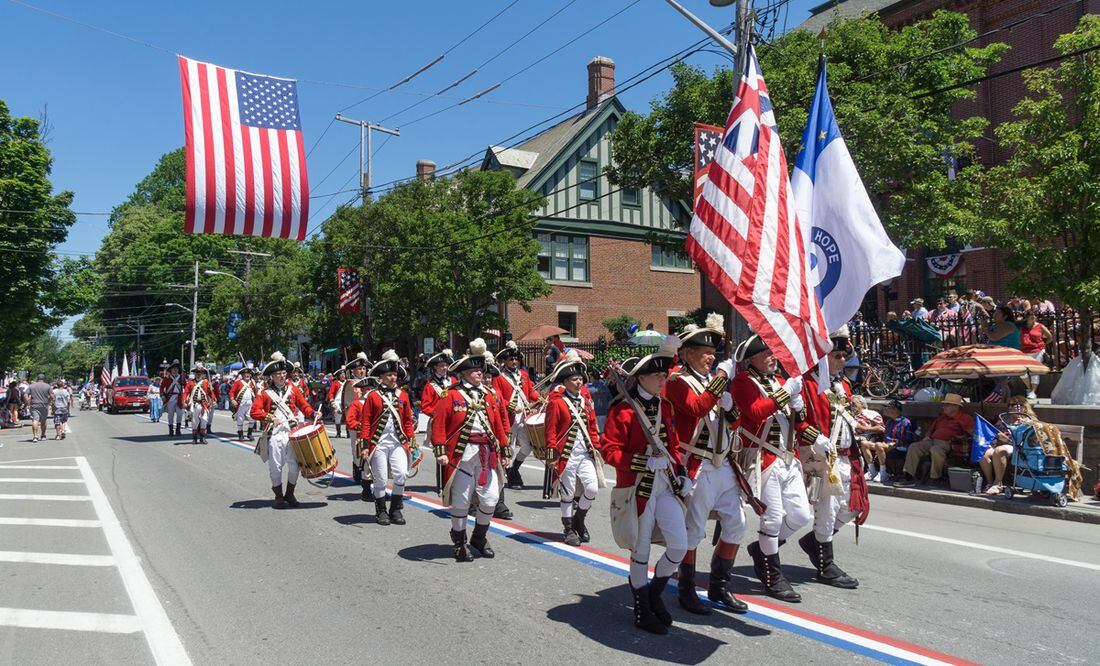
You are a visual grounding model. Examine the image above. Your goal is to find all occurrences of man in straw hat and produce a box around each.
[349,350,415,526]
[493,340,541,490]
[795,326,869,590]
[160,359,186,437]
[250,352,317,509]
[544,350,603,547]
[431,339,510,561]
[663,313,748,614]
[896,392,974,487]
[732,334,812,603]
[229,363,258,441]
[182,363,218,445]
[603,339,693,635]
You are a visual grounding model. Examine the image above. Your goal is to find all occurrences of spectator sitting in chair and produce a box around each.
[877,400,916,482]
[981,396,1083,500]
[897,393,974,487]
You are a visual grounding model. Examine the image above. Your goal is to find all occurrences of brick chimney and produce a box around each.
[586,56,615,110]
[416,159,436,181]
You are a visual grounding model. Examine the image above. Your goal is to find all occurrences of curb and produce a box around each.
[867,483,1100,525]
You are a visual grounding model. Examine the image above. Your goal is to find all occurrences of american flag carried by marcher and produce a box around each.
[178,56,310,240]
[337,268,361,313]
[693,122,723,206]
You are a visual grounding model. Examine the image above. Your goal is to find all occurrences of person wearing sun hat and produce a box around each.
[732,334,812,603]
[662,312,748,615]
[602,336,694,635]
[160,359,185,437]
[431,339,510,562]
[896,392,974,488]
[183,363,219,445]
[493,340,541,490]
[250,352,317,509]
[544,350,603,547]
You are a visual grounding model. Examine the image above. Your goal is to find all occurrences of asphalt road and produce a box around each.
[1,407,1098,665]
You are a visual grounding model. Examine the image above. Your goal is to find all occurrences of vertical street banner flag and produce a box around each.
[687,45,831,376]
[121,353,130,377]
[337,268,362,314]
[178,56,310,240]
[100,357,110,387]
[791,57,905,332]
[693,123,724,207]
[141,354,148,377]
[970,414,1000,463]
[111,356,119,383]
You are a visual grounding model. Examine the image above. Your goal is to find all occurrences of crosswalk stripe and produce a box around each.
[0,465,81,470]
[0,517,102,528]
[0,494,91,501]
[0,478,84,484]
[0,607,142,633]
[0,551,115,566]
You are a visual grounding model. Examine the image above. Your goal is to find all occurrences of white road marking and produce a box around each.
[75,457,192,664]
[0,607,142,634]
[0,517,101,528]
[0,465,81,470]
[862,523,1100,572]
[0,494,91,501]
[0,478,84,484]
[0,456,78,465]
[0,550,115,566]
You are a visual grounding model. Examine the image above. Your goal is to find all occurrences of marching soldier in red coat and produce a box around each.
[603,346,693,635]
[338,353,371,484]
[250,352,317,509]
[493,340,541,489]
[419,348,454,427]
[483,351,514,520]
[431,339,511,562]
[796,326,869,589]
[663,315,747,614]
[182,363,218,445]
[328,366,346,438]
[229,364,258,441]
[733,335,812,603]
[290,362,309,395]
[160,360,185,437]
[544,351,603,547]
[351,350,416,526]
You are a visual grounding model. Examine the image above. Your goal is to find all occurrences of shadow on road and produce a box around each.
[230,499,327,510]
[111,435,181,443]
[327,492,367,502]
[516,500,557,510]
[546,586,729,663]
[397,543,455,563]
[333,513,381,527]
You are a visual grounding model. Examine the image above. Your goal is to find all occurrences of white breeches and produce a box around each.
[510,418,532,459]
[757,457,812,555]
[450,450,499,529]
[166,396,183,425]
[685,460,746,548]
[813,457,857,542]
[558,455,599,518]
[630,476,688,588]
[235,399,253,428]
[267,428,299,487]
[190,403,210,430]
[370,441,409,498]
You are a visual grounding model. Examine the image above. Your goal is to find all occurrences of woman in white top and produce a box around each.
[147,381,162,422]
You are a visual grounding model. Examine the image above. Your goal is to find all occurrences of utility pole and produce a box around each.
[333,114,400,358]
[226,248,272,290]
[190,260,198,367]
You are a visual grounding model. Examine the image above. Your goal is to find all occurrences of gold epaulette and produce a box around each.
[433,444,446,458]
[705,374,728,398]
[770,387,791,408]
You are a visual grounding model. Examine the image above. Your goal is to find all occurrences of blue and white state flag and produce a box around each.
[970,414,1000,463]
[791,57,905,333]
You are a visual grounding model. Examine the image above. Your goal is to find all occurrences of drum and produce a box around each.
[525,412,547,460]
[289,423,338,479]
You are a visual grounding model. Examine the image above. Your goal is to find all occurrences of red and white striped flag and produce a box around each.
[693,122,723,206]
[337,268,361,313]
[686,45,831,376]
[178,56,310,240]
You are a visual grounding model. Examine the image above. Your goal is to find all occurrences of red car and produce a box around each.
[106,376,150,414]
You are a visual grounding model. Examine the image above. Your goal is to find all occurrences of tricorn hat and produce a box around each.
[239,364,254,376]
[426,348,454,368]
[192,362,208,375]
[734,334,769,363]
[495,340,523,362]
[830,324,853,356]
[262,351,293,377]
[449,339,488,374]
[623,334,680,377]
[483,350,501,377]
[345,352,370,370]
[370,349,406,380]
[678,312,725,348]
[547,350,587,385]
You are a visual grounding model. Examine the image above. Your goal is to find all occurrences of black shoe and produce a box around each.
[470,523,495,558]
[756,547,801,603]
[192,432,198,445]
[375,498,391,525]
[238,430,244,441]
[199,430,207,444]
[708,552,748,613]
[799,532,858,589]
[284,482,300,508]
[649,576,673,627]
[632,585,668,635]
[246,427,253,441]
[451,529,473,562]
[574,507,591,543]
[505,462,525,489]
[676,561,712,615]
[352,462,362,484]
[389,494,406,525]
[360,485,371,502]
[272,485,287,510]
[494,488,513,520]
[562,517,581,547]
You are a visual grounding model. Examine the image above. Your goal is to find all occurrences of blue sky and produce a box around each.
[2,0,821,257]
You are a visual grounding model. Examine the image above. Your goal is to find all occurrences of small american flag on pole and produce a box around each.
[337,268,361,313]
[178,56,310,240]
[686,45,830,376]
[693,123,723,207]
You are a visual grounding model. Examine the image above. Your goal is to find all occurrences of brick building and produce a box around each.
[802,0,1099,316]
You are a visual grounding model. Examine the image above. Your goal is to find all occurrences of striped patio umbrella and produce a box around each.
[914,345,1050,380]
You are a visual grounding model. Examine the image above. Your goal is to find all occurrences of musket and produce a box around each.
[604,359,684,497]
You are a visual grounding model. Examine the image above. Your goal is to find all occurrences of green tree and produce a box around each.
[13,334,101,381]
[602,314,640,342]
[983,15,1100,312]
[0,100,78,369]
[297,203,368,354]
[608,10,1005,249]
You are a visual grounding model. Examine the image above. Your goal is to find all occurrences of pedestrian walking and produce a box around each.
[25,373,52,443]
[5,379,21,425]
[50,380,70,440]
[147,380,162,422]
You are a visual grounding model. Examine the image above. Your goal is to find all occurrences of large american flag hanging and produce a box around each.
[686,45,830,376]
[337,268,361,313]
[178,56,310,240]
[693,123,723,207]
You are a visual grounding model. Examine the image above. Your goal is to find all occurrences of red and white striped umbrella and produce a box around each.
[914,345,1049,380]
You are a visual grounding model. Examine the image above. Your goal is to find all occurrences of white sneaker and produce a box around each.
[1027,391,1037,401]
[31,437,38,443]
[865,465,877,481]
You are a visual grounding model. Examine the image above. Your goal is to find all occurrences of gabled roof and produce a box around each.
[799,0,900,33]
[489,146,539,170]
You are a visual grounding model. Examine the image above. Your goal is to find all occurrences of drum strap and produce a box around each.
[266,386,297,425]
[504,371,528,411]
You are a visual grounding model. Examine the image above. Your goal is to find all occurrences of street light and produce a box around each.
[164,302,193,314]
[204,270,245,285]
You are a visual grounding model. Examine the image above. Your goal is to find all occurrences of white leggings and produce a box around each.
[558,456,599,518]
[757,458,812,555]
[629,479,688,588]
[449,449,499,531]
[267,430,300,487]
[370,441,409,499]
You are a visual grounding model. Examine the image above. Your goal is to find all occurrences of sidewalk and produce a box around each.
[867,482,1100,525]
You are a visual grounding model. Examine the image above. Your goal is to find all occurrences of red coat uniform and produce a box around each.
[492,368,540,415]
[430,382,509,487]
[731,368,797,472]
[419,374,453,418]
[544,389,602,476]
[228,379,256,408]
[662,368,732,479]
[160,374,185,401]
[348,387,415,454]
[602,393,686,514]
[249,383,314,422]
[484,376,512,437]
[327,379,342,403]
[798,374,869,523]
[183,379,218,408]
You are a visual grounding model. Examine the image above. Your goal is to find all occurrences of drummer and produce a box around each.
[328,366,346,438]
[431,339,510,562]
[493,340,541,490]
[250,352,317,509]
[353,350,416,526]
